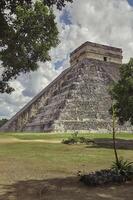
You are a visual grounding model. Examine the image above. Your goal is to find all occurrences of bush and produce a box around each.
[62,138,77,144]
[111,158,133,180]
[80,169,132,186]
[80,159,133,186]
[62,133,94,145]
[62,132,79,144]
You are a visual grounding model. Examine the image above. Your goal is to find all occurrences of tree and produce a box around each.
[0,0,73,94]
[109,58,133,166]
[110,58,133,125]
[111,102,119,165]
[43,0,73,10]
[0,118,8,128]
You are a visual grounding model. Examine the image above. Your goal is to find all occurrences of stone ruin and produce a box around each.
[0,41,132,133]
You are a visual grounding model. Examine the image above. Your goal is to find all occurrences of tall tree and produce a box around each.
[111,103,119,165]
[110,58,133,125]
[109,59,133,168]
[0,0,73,93]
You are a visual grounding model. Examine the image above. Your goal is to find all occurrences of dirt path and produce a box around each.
[0,138,61,144]
[0,177,132,200]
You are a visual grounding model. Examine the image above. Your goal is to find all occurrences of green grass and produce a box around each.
[0,132,132,140]
[0,142,133,184]
[0,132,132,199]
[0,132,132,185]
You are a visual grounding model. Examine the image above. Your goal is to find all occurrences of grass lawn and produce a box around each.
[0,132,132,140]
[0,132,132,199]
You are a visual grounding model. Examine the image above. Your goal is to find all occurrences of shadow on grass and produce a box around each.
[0,177,133,200]
[87,138,133,150]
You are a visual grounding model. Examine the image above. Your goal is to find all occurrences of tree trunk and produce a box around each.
[112,104,119,165]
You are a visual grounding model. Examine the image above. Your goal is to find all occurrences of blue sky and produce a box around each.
[60,9,72,25]
[128,0,133,6]
[54,60,65,70]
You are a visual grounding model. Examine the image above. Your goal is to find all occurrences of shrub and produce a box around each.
[80,159,133,186]
[111,158,133,180]
[62,133,94,145]
[80,168,132,186]
[62,132,79,144]
[62,138,77,144]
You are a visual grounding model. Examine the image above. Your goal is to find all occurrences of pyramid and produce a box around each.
[1,41,132,132]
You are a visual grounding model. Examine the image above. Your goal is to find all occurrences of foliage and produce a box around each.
[62,132,94,144]
[62,132,79,144]
[44,0,73,10]
[80,169,127,186]
[110,58,133,125]
[0,1,73,11]
[0,0,73,93]
[111,157,133,180]
[80,158,133,186]
[0,118,8,127]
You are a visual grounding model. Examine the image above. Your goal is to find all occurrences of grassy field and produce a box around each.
[0,132,133,140]
[0,132,132,199]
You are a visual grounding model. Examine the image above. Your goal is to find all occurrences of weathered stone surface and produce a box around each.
[0,42,132,132]
[70,41,123,66]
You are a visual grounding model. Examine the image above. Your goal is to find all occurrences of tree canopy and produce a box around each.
[0,118,8,127]
[0,0,73,93]
[110,58,133,125]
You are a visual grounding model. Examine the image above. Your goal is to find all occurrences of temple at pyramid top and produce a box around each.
[70,41,123,66]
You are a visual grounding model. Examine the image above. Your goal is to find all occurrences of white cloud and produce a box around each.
[0,80,30,118]
[0,0,133,119]
[20,61,62,97]
[67,0,133,61]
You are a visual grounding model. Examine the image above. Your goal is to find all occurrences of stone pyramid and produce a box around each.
[1,41,131,132]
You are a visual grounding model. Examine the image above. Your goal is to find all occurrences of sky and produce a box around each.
[128,0,133,6]
[0,0,133,119]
